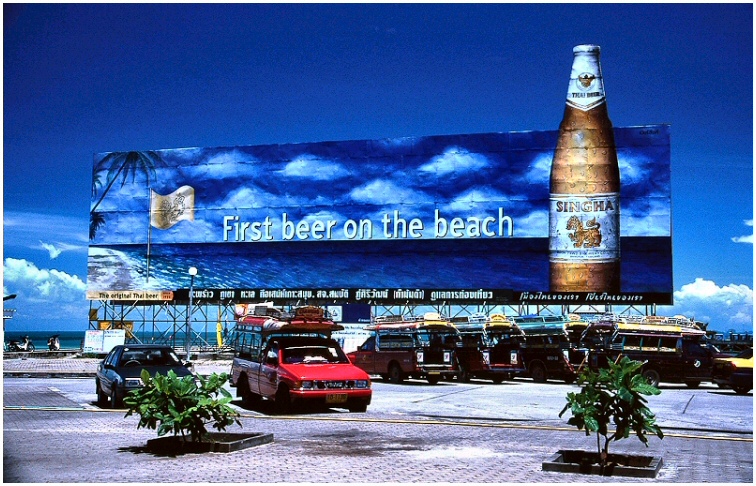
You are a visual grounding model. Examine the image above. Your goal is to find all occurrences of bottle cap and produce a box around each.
[573,44,601,54]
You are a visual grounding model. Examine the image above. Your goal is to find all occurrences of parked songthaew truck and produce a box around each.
[347,313,459,384]
[509,315,589,383]
[582,314,714,388]
[452,313,526,383]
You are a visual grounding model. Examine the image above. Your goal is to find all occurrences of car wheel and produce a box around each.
[529,362,547,383]
[642,368,661,388]
[96,381,108,407]
[684,381,701,388]
[426,374,440,385]
[733,386,751,395]
[388,363,403,384]
[491,376,505,384]
[110,388,121,409]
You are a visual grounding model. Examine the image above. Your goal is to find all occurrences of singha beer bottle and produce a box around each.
[549,44,620,292]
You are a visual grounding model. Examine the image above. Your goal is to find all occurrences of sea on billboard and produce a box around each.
[87,126,672,304]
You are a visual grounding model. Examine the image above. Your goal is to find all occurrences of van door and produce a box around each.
[257,342,279,398]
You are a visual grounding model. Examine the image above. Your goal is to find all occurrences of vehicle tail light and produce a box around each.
[416,351,424,363]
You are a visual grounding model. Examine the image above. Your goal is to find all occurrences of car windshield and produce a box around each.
[282,345,348,364]
[119,348,181,367]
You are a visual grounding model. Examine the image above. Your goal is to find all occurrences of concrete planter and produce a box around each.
[147,432,273,454]
[542,449,663,478]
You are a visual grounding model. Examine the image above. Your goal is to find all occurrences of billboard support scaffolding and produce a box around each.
[88,300,661,350]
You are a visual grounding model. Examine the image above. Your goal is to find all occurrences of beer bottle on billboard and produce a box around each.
[549,44,620,292]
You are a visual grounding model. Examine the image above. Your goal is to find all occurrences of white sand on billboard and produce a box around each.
[87,247,146,289]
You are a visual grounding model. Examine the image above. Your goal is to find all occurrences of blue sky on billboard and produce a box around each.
[2,3,752,333]
[90,129,670,246]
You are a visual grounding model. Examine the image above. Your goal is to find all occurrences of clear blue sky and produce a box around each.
[3,3,753,333]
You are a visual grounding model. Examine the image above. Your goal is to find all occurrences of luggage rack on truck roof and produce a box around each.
[234,304,344,335]
[509,315,585,336]
[588,313,705,330]
[368,312,455,331]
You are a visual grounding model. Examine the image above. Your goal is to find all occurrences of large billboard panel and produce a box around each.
[87,126,672,304]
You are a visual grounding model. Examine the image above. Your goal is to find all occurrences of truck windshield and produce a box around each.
[487,332,521,347]
[282,345,349,364]
[416,330,459,348]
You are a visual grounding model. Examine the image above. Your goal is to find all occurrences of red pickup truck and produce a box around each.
[347,313,458,385]
[230,305,372,413]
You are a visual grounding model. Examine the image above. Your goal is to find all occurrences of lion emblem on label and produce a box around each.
[567,215,602,248]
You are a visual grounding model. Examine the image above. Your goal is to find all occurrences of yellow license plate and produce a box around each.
[326,393,348,404]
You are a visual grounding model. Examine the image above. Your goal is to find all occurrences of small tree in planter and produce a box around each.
[124,370,241,444]
[559,356,664,474]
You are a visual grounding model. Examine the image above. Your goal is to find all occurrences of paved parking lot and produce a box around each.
[3,359,752,483]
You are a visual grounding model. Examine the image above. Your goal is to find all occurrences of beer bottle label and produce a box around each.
[549,193,619,262]
[566,49,605,111]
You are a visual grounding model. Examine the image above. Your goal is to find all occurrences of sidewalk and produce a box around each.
[2,356,232,377]
[3,356,754,483]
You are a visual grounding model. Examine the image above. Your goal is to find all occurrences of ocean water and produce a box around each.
[3,331,88,351]
[3,330,225,351]
[4,327,369,354]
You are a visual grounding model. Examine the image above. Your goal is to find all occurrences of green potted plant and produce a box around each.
[124,370,272,453]
[544,356,664,477]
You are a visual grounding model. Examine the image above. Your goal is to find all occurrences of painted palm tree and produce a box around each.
[89,151,164,240]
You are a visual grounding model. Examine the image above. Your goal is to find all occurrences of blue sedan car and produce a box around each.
[95,344,195,408]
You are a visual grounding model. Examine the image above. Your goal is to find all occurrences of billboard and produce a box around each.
[87,125,672,305]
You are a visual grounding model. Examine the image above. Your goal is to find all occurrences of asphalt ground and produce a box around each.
[2,358,753,483]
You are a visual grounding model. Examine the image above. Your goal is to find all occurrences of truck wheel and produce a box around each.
[529,362,547,383]
[275,385,292,414]
[642,368,661,388]
[237,375,257,407]
[684,381,701,388]
[733,386,751,395]
[426,374,440,385]
[458,365,471,383]
[387,363,403,384]
[491,376,505,384]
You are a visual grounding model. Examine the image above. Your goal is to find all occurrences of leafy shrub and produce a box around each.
[559,356,664,470]
[124,370,241,443]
